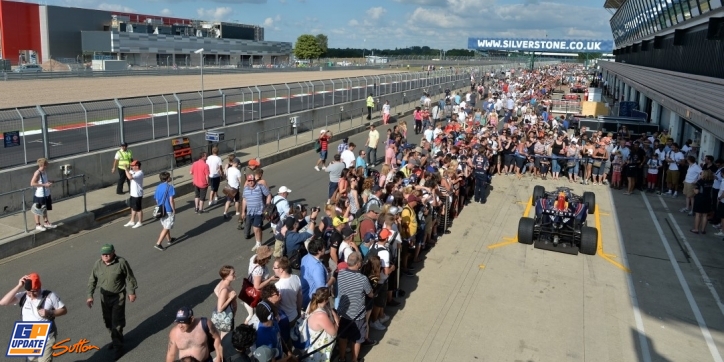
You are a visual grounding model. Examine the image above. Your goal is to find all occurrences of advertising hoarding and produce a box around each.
[468,38,614,53]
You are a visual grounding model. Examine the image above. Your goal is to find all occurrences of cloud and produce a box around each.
[97,3,136,12]
[196,7,233,21]
[366,6,387,20]
[348,19,359,26]
[160,8,173,16]
[392,0,446,4]
[279,0,286,3]
[275,15,282,21]
[263,17,274,26]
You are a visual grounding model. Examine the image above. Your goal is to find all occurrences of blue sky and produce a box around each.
[45,0,613,49]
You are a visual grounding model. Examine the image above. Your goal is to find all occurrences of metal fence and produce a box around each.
[0,68,486,169]
[550,100,583,114]
[0,64,389,81]
[0,174,87,241]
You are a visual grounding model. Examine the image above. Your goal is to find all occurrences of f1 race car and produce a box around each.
[518,186,598,255]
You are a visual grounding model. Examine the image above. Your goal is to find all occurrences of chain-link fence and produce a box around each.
[0,65,525,170]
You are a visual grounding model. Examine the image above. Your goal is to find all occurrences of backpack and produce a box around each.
[200,317,215,353]
[365,243,388,262]
[351,215,375,244]
[314,139,322,152]
[360,197,381,217]
[263,197,285,224]
[19,290,57,334]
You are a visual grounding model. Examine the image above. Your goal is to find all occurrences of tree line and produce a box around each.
[292,33,475,60]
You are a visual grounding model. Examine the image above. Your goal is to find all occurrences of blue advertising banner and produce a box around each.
[618,101,639,117]
[3,131,20,148]
[468,38,614,53]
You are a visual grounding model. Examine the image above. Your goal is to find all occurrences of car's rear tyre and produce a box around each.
[532,186,546,206]
[583,191,596,214]
[518,217,535,245]
[580,226,598,255]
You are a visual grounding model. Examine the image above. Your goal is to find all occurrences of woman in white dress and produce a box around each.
[306,287,338,362]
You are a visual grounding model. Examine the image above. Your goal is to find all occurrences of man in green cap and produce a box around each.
[86,244,138,360]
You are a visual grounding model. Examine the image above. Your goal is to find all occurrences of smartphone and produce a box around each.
[24,279,32,291]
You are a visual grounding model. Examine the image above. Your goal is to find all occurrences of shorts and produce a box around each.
[320,150,328,161]
[209,176,221,192]
[666,170,680,185]
[194,186,208,201]
[227,188,240,203]
[647,173,658,184]
[246,214,263,228]
[683,182,696,198]
[374,281,388,308]
[338,317,367,344]
[129,196,143,212]
[33,196,53,211]
[161,213,175,230]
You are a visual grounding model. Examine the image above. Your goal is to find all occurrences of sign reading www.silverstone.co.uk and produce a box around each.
[468,38,614,53]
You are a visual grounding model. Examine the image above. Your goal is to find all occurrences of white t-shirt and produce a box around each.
[373,245,391,283]
[424,129,434,143]
[274,275,302,321]
[684,163,702,183]
[226,167,241,189]
[341,149,356,168]
[666,151,685,171]
[206,155,223,177]
[382,104,390,115]
[14,291,65,322]
[129,170,144,197]
[714,168,724,189]
[338,241,354,262]
[647,159,661,175]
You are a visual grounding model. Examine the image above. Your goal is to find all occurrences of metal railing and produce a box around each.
[550,100,583,114]
[139,138,238,183]
[0,174,87,240]
[0,64,388,81]
[0,67,480,169]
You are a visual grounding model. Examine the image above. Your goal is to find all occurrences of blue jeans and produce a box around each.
[551,156,561,173]
[328,182,338,199]
[367,146,377,165]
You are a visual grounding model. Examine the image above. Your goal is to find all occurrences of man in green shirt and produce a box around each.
[86,244,138,360]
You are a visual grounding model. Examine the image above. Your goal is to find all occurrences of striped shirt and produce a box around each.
[243,184,270,215]
[337,269,372,320]
[338,142,348,155]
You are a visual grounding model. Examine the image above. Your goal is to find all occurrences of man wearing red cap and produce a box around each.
[1,273,68,362]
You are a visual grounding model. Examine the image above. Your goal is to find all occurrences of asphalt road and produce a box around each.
[0,117,405,362]
[1,77,443,169]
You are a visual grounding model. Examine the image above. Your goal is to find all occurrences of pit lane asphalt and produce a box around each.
[0,115,407,361]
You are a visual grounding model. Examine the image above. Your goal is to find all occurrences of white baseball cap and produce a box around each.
[278,186,292,194]
[320,129,326,134]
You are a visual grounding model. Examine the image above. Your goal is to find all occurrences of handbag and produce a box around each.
[593,160,602,168]
[153,184,170,219]
[210,309,233,333]
[238,266,262,308]
[223,184,238,199]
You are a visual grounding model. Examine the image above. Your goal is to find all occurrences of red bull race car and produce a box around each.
[518,186,598,255]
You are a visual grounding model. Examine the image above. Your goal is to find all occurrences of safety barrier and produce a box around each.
[0,174,87,241]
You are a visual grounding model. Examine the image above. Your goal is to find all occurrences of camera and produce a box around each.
[311,206,320,213]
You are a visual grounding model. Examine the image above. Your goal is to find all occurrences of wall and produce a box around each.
[0,1,42,65]
[45,6,110,60]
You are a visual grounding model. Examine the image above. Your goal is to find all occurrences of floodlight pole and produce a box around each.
[195,48,205,129]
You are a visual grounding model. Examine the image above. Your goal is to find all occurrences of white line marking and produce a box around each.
[658,196,724,318]
[20,130,42,136]
[197,105,222,110]
[610,188,651,362]
[642,193,723,362]
[150,111,178,117]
